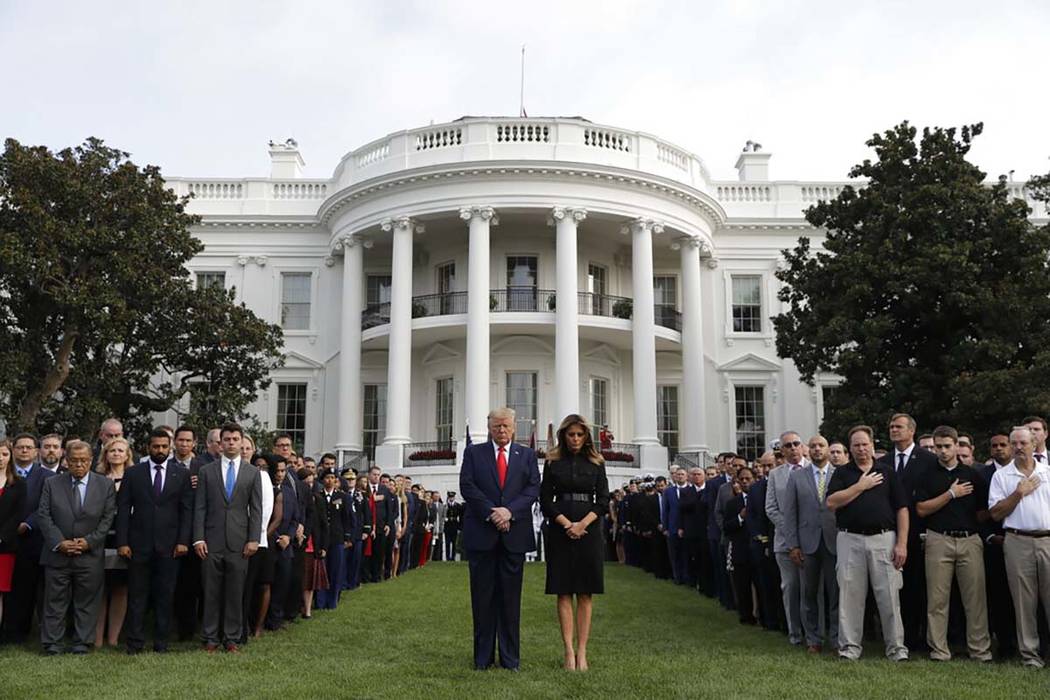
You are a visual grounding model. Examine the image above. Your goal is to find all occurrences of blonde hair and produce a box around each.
[487,407,516,423]
[99,437,135,474]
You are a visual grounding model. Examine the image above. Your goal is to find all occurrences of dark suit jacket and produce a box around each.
[704,474,727,541]
[318,490,352,552]
[115,460,194,561]
[723,494,750,565]
[878,445,938,536]
[661,484,684,534]
[17,464,58,555]
[459,441,540,553]
[349,490,372,539]
[36,471,117,567]
[0,479,27,552]
[192,458,263,554]
[678,484,709,539]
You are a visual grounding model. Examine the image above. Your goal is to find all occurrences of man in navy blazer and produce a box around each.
[115,428,194,653]
[459,408,540,671]
[661,467,689,585]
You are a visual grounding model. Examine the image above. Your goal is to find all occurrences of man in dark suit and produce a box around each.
[192,423,262,653]
[402,476,420,573]
[459,408,540,671]
[678,467,711,594]
[364,466,395,582]
[724,466,758,625]
[877,413,938,652]
[662,467,689,585]
[746,471,782,631]
[978,432,1017,659]
[116,427,194,654]
[704,459,730,605]
[444,491,463,562]
[171,425,204,641]
[315,468,352,609]
[273,432,312,622]
[2,433,57,644]
[36,440,117,654]
[781,435,839,653]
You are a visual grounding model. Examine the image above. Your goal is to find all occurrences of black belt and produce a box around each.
[928,529,977,538]
[1005,528,1050,538]
[555,493,594,503]
[839,528,893,536]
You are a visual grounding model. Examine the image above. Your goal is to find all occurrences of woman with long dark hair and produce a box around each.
[0,439,26,624]
[540,414,610,671]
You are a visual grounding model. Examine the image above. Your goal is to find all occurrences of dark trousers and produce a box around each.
[316,547,346,609]
[730,548,756,624]
[400,532,415,574]
[624,532,641,567]
[717,540,736,609]
[174,553,202,640]
[41,560,104,650]
[345,541,363,589]
[467,544,525,670]
[241,552,264,642]
[4,548,44,642]
[367,531,387,582]
[750,540,781,630]
[445,528,459,561]
[284,545,305,621]
[125,555,179,651]
[268,555,292,627]
[408,532,422,570]
[200,550,249,646]
[901,537,927,650]
[668,533,689,584]
[983,537,1017,657]
[685,537,711,595]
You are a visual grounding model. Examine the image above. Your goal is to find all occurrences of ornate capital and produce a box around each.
[380,216,425,234]
[706,257,720,269]
[332,234,374,255]
[324,256,335,267]
[458,205,499,225]
[236,255,249,267]
[548,206,588,226]
[620,218,665,236]
[253,255,268,267]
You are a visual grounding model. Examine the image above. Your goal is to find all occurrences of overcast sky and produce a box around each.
[2,0,1046,183]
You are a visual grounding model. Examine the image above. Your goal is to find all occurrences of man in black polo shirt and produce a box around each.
[826,424,910,661]
[914,426,992,662]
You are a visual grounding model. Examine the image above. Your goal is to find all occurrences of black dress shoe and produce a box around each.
[153,645,169,654]
[70,645,89,655]
[473,664,493,671]
[126,647,143,656]
[44,647,63,656]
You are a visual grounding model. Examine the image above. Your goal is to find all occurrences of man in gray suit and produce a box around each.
[765,431,807,646]
[36,440,117,654]
[192,422,262,653]
[781,435,839,653]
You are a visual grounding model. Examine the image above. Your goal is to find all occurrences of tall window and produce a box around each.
[587,264,607,315]
[196,271,226,291]
[657,386,679,452]
[735,386,766,461]
[280,272,311,330]
[506,371,537,442]
[506,256,538,311]
[367,275,392,305]
[653,275,677,307]
[732,275,762,333]
[436,262,456,314]
[821,385,840,428]
[435,377,454,447]
[363,384,387,460]
[591,377,608,443]
[276,383,307,453]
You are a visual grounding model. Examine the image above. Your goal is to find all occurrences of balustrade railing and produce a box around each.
[362,302,391,329]
[489,287,556,313]
[412,291,468,318]
[405,441,457,465]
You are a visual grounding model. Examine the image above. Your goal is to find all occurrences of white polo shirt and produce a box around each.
[988,460,1050,531]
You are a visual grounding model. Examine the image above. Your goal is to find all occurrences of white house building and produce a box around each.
[161,117,1046,491]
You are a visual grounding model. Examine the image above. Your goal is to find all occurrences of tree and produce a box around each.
[0,137,284,444]
[773,122,1050,446]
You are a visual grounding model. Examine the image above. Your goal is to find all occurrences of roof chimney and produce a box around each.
[268,138,304,179]
[734,141,771,181]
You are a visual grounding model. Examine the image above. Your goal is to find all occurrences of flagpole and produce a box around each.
[519,44,526,118]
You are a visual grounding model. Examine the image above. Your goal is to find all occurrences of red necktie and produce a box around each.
[497,446,508,489]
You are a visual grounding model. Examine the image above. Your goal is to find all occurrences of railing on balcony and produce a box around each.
[412,291,468,318]
[604,443,640,465]
[490,287,556,313]
[361,290,680,331]
[405,441,457,465]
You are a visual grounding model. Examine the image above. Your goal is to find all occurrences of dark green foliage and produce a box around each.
[0,137,283,445]
[774,122,1050,447]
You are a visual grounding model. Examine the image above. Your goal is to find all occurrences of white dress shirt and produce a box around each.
[258,469,273,548]
[989,460,1050,531]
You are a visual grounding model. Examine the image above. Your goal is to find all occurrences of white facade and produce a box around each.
[162,118,1047,491]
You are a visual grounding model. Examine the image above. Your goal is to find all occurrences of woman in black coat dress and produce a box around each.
[540,414,610,672]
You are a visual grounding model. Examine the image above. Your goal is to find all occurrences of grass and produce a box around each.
[1,562,1048,699]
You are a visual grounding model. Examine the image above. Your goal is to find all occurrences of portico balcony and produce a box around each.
[362,289,681,331]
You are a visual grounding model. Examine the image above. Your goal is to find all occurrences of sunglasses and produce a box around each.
[781,441,802,448]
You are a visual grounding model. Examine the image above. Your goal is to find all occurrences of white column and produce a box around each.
[461,205,498,445]
[336,234,368,457]
[624,217,668,470]
[677,235,708,453]
[376,216,423,468]
[551,206,586,421]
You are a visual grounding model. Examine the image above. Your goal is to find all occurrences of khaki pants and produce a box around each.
[924,531,991,660]
[836,530,907,660]
[1003,532,1050,667]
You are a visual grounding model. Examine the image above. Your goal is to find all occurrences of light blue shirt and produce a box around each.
[72,472,89,508]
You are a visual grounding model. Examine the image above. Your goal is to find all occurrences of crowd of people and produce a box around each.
[0,420,466,654]
[607,414,1050,666]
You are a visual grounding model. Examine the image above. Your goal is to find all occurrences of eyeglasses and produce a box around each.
[781,441,802,448]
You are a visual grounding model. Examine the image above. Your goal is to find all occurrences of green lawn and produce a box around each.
[1,562,1047,699]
